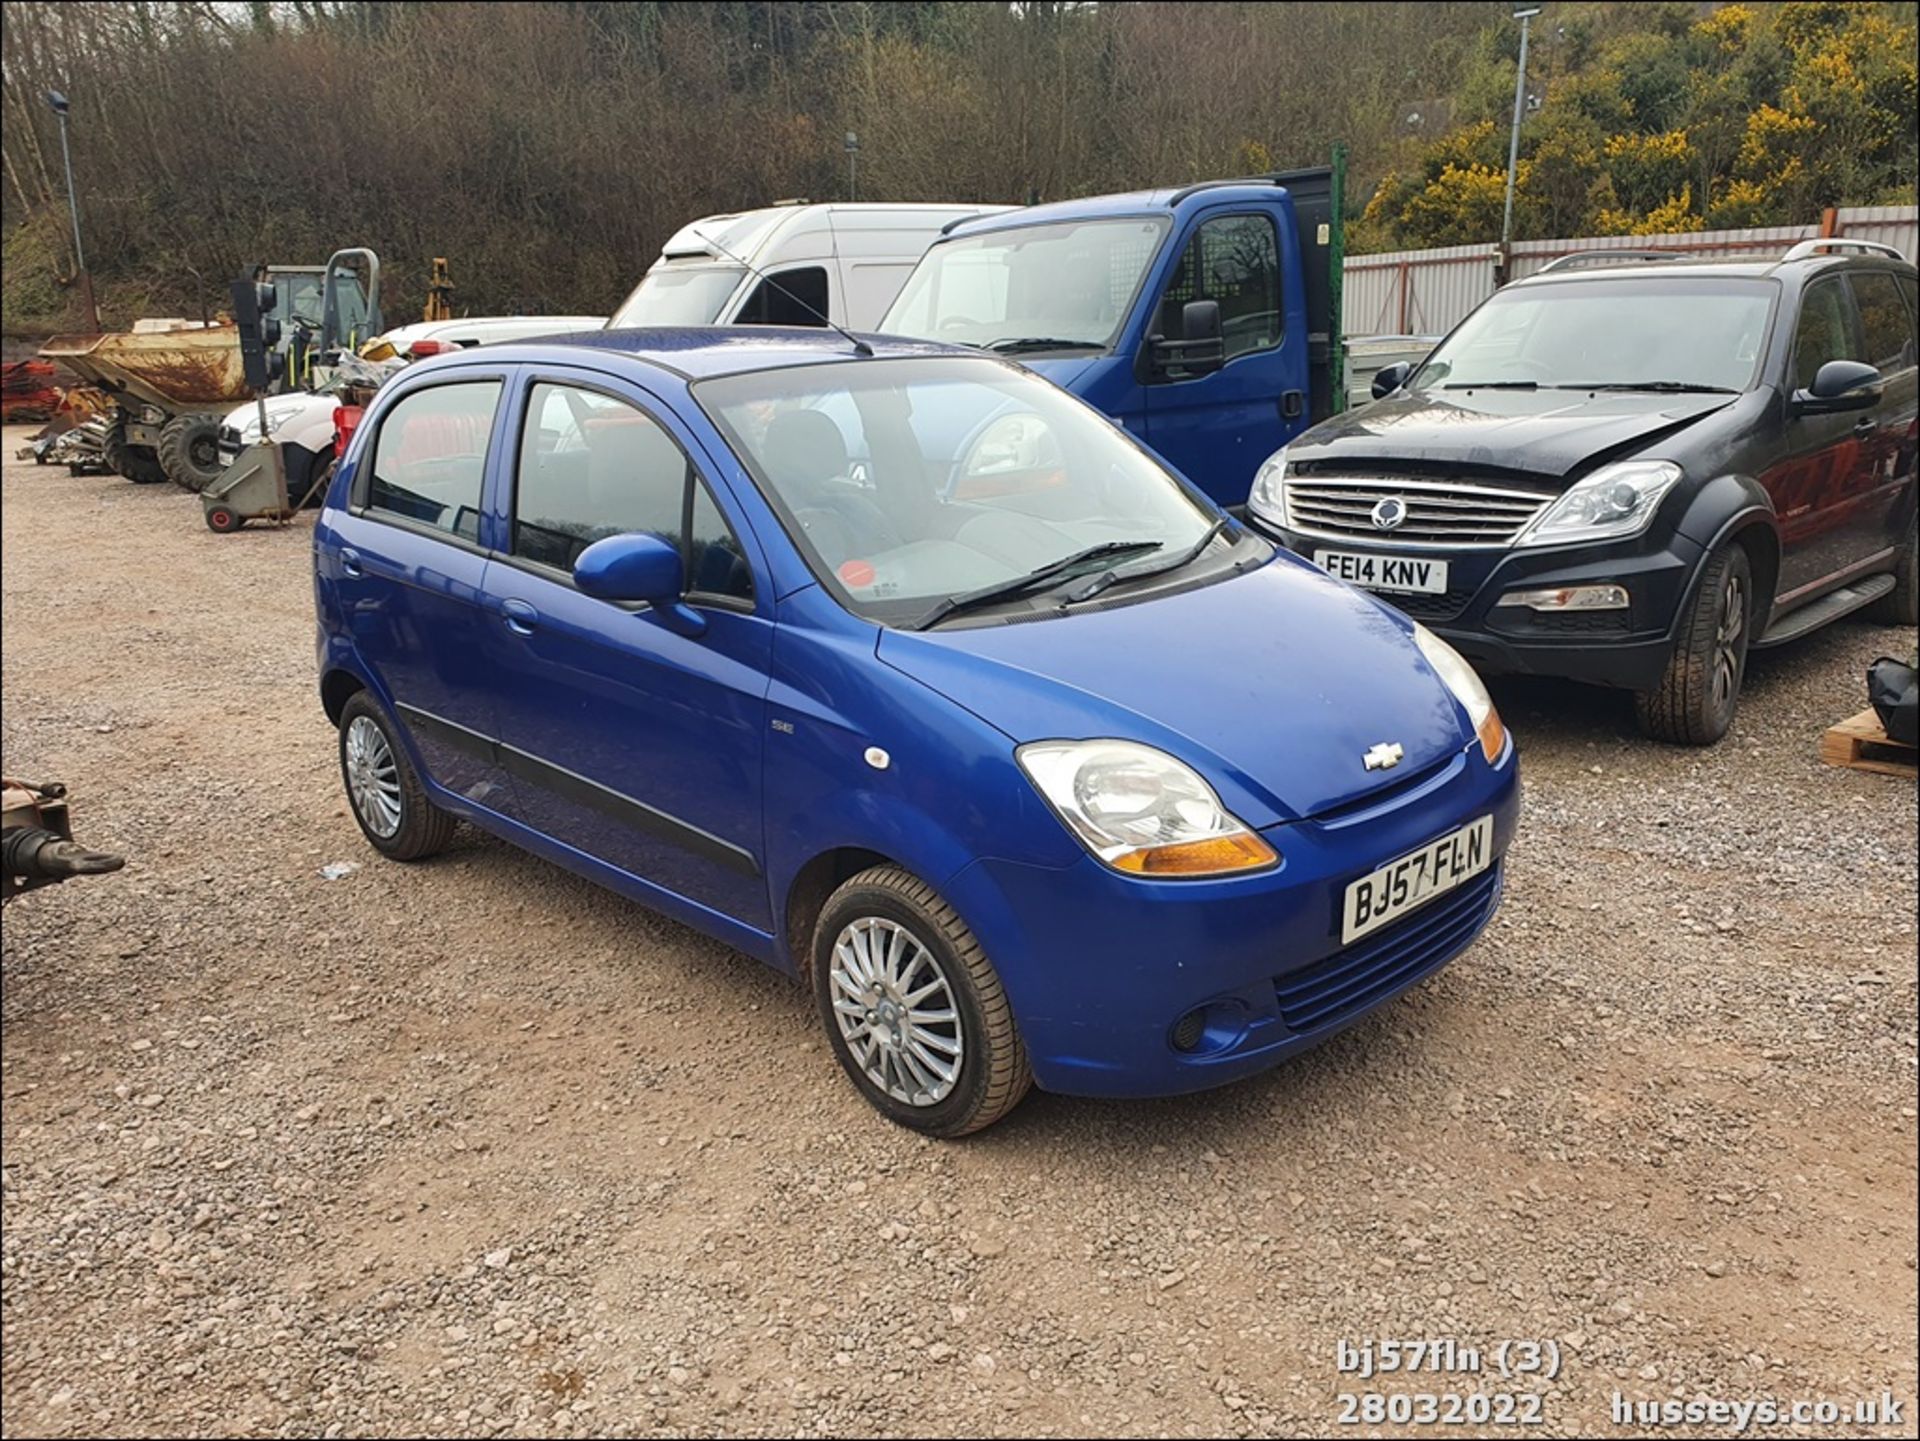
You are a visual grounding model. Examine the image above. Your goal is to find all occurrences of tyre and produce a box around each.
[1635,542,1753,745]
[812,865,1032,1137]
[292,448,337,510]
[337,692,458,861]
[204,503,243,533]
[1865,507,1917,626]
[157,413,223,492]
[102,413,169,485]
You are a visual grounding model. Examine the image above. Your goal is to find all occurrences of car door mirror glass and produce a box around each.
[1371,361,1414,399]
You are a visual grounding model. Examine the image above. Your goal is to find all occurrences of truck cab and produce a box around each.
[880,173,1341,507]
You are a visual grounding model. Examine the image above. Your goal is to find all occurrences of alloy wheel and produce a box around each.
[827,916,964,1106]
[1713,569,1746,710]
[344,715,403,838]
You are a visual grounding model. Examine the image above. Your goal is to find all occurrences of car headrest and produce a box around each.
[762,409,849,490]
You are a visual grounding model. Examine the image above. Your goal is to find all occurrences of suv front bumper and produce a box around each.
[1249,516,1703,692]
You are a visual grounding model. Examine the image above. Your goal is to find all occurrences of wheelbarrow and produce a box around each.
[200,433,335,532]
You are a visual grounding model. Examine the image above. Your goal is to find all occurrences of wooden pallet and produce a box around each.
[1820,707,1918,779]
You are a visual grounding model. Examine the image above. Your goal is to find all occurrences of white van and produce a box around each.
[608,202,1011,332]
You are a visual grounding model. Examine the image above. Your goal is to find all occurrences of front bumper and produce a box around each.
[945,740,1521,1099]
[1248,514,1701,692]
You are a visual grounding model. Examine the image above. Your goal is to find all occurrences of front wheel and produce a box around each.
[337,692,457,860]
[1635,542,1752,745]
[157,413,223,491]
[812,866,1032,1137]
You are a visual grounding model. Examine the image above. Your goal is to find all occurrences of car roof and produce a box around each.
[939,182,1288,239]
[432,325,973,380]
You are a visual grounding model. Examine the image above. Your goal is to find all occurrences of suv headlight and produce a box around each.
[1518,460,1681,547]
[1248,445,1289,525]
[1413,624,1507,764]
[1016,739,1277,878]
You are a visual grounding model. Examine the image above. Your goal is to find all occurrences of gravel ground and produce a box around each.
[2,431,1915,1438]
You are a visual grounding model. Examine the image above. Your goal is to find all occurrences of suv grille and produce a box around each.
[1284,477,1551,547]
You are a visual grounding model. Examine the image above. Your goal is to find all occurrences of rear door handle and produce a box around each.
[501,598,540,636]
[340,547,363,578]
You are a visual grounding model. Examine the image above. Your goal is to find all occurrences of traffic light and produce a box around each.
[229,269,285,392]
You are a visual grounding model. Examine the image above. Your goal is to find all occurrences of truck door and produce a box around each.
[1140,209,1306,506]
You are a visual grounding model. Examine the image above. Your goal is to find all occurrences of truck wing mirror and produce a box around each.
[1151,299,1225,377]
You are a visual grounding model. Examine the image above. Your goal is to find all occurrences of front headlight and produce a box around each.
[1248,445,1289,524]
[1413,624,1507,764]
[1016,739,1278,878]
[1518,460,1681,547]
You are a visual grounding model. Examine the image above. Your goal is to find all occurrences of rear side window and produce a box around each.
[1849,272,1918,374]
[1155,214,1282,364]
[512,382,753,602]
[366,381,500,543]
[736,266,830,327]
[1791,280,1861,391]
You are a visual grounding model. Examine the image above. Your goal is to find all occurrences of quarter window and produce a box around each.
[736,266,831,327]
[512,383,752,602]
[366,381,500,543]
[1155,214,1282,366]
[1849,272,1917,374]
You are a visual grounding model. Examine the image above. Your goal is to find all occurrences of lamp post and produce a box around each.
[1500,7,1541,280]
[845,131,860,202]
[45,89,100,331]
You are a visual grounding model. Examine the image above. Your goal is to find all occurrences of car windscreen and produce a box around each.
[609,265,747,328]
[882,218,1168,354]
[696,356,1219,627]
[1414,277,1778,393]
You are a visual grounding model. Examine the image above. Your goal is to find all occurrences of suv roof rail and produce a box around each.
[1534,248,1686,275]
[1779,237,1906,263]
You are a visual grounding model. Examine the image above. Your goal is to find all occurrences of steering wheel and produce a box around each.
[938,316,981,338]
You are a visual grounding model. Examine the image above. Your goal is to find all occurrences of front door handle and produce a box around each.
[1853,417,1876,436]
[1279,390,1304,421]
[501,598,540,636]
[340,547,363,578]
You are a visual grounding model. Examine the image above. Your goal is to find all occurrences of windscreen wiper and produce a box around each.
[906,540,1164,631]
[982,337,1103,355]
[1558,380,1737,394]
[1440,380,1538,389]
[1057,518,1233,605]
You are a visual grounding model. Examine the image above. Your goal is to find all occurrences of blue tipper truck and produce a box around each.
[880,163,1346,508]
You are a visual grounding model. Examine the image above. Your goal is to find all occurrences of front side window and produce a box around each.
[736,266,831,327]
[512,382,751,601]
[1154,213,1282,364]
[698,356,1229,628]
[1416,278,1776,393]
[1849,272,1917,375]
[1792,280,1862,392]
[366,380,501,543]
[883,218,1167,354]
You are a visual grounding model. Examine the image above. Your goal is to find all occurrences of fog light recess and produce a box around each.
[1169,1002,1248,1056]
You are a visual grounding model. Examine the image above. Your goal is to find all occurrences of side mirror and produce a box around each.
[573,532,706,636]
[1371,360,1415,400]
[1793,359,1882,414]
[1151,299,1225,377]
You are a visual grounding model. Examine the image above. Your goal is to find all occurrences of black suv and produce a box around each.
[1248,240,1918,744]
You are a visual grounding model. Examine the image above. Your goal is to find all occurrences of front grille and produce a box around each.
[1285,477,1551,546]
[1274,865,1501,1034]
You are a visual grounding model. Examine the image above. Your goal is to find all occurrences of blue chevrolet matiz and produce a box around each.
[313,328,1520,1135]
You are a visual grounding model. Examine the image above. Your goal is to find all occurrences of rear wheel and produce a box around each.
[812,865,1032,1137]
[157,413,223,491]
[1635,542,1752,745]
[1865,508,1917,625]
[103,413,168,485]
[337,692,457,861]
